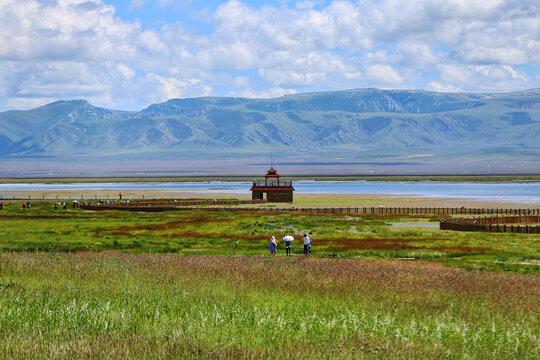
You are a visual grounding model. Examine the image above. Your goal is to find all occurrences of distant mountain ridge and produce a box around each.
[0,88,539,164]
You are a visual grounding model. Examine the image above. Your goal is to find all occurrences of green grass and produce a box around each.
[0,201,538,273]
[0,253,538,359]
[1,201,539,358]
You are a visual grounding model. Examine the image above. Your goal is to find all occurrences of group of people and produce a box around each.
[54,202,68,210]
[269,233,312,256]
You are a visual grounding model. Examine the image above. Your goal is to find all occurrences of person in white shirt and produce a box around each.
[303,233,311,256]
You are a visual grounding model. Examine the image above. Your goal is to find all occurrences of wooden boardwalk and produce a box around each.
[441,215,540,234]
[81,203,540,216]
[79,202,540,234]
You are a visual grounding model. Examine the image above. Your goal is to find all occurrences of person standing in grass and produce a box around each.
[303,233,311,256]
[283,235,294,256]
[269,236,278,256]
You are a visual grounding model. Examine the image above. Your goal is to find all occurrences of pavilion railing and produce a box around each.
[252,180,293,187]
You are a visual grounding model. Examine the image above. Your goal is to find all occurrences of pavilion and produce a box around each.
[250,167,294,202]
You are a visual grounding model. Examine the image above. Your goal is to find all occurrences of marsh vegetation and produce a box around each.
[0,200,539,358]
[1,253,538,359]
[0,201,538,273]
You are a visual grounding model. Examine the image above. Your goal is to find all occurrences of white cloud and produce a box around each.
[432,63,531,92]
[229,87,297,99]
[426,81,461,93]
[148,74,213,101]
[365,65,404,87]
[0,0,538,111]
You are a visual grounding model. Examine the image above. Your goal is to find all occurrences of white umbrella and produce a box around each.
[283,235,294,241]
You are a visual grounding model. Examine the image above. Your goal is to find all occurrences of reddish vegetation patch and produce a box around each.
[167,231,268,242]
[320,237,422,251]
[106,231,136,238]
[116,217,228,231]
[318,237,496,252]
[8,252,540,314]
[223,234,269,241]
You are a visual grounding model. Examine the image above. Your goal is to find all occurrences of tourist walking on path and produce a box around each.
[269,236,278,256]
[283,235,294,256]
[303,233,311,256]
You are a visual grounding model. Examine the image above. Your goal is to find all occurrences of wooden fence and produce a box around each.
[81,199,267,211]
[80,204,540,216]
[440,215,540,234]
[96,199,267,207]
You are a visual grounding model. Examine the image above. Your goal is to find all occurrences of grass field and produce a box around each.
[1,253,538,359]
[0,200,539,358]
[0,201,538,273]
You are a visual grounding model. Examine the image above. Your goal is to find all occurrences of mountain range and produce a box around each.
[0,88,539,175]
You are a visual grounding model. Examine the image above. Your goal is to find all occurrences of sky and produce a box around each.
[0,0,539,111]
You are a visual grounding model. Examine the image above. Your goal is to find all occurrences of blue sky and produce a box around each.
[0,0,538,111]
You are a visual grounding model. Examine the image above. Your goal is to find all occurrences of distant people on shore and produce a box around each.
[119,193,122,200]
[62,202,67,210]
[26,201,31,209]
[22,203,26,210]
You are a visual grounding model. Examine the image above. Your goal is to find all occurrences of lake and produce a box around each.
[1,181,539,205]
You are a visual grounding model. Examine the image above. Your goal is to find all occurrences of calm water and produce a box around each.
[1,181,539,205]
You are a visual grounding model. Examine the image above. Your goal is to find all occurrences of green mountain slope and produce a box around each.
[0,89,538,172]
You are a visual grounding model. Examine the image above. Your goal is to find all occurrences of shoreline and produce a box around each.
[1,189,538,208]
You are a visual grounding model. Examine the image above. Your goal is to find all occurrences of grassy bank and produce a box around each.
[0,252,538,359]
[0,201,538,273]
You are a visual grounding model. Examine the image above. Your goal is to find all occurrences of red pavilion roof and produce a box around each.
[265,167,280,178]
